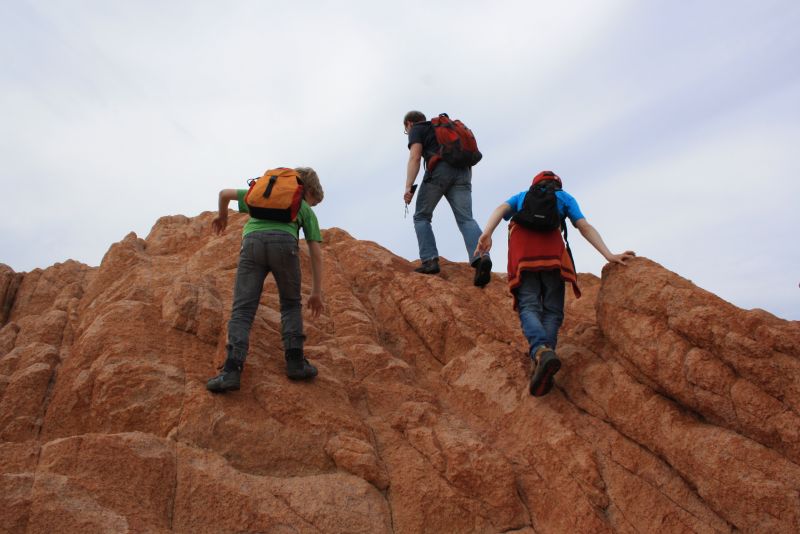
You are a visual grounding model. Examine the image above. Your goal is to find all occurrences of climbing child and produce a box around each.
[206,167,325,393]
[474,171,635,396]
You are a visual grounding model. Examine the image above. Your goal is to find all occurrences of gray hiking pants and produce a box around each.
[226,231,305,364]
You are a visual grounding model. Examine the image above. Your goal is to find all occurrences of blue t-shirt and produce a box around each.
[504,189,585,226]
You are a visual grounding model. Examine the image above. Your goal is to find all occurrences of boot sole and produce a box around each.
[286,373,317,381]
[286,367,318,380]
[474,258,492,287]
[207,383,240,393]
[529,355,561,397]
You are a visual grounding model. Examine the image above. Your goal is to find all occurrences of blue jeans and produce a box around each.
[413,162,484,264]
[514,270,565,358]
[226,231,305,364]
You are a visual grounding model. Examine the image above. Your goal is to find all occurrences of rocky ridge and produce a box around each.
[1,211,799,533]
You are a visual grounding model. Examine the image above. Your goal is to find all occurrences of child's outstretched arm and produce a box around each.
[306,240,325,318]
[574,219,636,265]
[212,189,239,235]
[474,202,513,256]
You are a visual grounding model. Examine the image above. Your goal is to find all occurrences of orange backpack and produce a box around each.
[244,167,305,222]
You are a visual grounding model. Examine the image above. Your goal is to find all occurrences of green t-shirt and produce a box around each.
[237,189,322,242]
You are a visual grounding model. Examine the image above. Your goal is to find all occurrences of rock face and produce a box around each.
[1,211,799,533]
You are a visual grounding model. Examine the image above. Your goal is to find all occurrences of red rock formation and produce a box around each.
[1,212,798,533]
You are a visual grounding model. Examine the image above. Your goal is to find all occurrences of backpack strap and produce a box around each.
[427,154,441,172]
[554,185,572,269]
[561,218,577,274]
[263,175,278,198]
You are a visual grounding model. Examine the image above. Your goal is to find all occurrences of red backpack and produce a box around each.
[428,113,482,171]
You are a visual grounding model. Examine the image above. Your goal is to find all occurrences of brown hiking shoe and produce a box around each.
[529,345,560,397]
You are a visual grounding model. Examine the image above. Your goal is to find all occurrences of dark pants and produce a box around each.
[226,231,304,364]
[514,270,565,358]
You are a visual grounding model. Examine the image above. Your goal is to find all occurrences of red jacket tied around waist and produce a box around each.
[507,221,581,309]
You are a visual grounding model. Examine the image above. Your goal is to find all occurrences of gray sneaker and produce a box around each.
[206,369,241,393]
[414,258,440,274]
[285,349,318,380]
[286,358,318,380]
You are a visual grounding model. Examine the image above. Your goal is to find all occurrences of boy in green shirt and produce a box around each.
[206,167,325,393]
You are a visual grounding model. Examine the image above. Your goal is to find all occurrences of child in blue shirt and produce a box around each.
[475,170,635,396]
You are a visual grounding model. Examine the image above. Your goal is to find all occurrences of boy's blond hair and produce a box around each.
[295,167,323,202]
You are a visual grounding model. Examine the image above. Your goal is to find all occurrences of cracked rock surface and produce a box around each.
[1,212,799,533]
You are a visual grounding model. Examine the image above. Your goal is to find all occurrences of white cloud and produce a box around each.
[1,0,798,319]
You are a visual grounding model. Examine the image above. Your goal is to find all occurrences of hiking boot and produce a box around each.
[285,349,318,380]
[206,359,242,393]
[529,346,560,397]
[414,258,440,274]
[473,256,492,287]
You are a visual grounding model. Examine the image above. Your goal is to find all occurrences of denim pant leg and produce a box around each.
[539,269,565,351]
[264,234,305,351]
[226,235,270,364]
[413,176,446,261]
[443,166,484,265]
[515,271,547,358]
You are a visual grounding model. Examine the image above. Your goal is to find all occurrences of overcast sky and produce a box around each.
[1,0,798,320]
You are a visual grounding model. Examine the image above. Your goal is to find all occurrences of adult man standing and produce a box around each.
[403,110,492,286]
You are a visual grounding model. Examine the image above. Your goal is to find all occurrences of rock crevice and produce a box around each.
[1,214,798,533]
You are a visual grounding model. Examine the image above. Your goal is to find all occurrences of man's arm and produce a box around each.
[212,189,239,235]
[474,202,513,256]
[404,143,423,204]
[574,218,636,265]
[306,240,325,318]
